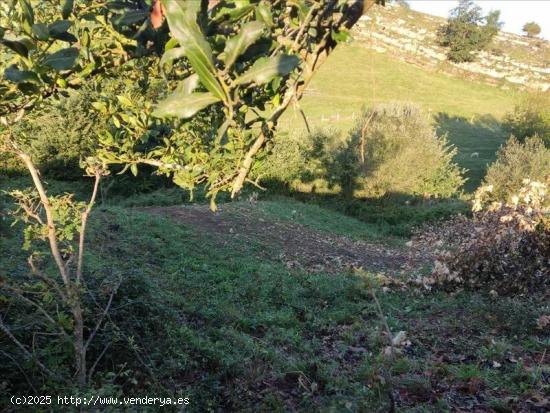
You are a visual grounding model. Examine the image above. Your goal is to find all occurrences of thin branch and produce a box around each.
[28,256,68,302]
[87,341,111,383]
[1,284,69,339]
[16,149,70,288]
[84,279,121,352]
[0,317,59,379]
[0,349,38,393]
[76,171,101,285]
[294,96,312,134]
[360,111,375,164]
[245,178,266,191]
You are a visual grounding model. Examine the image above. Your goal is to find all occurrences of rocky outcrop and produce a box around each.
[354,4,550,91]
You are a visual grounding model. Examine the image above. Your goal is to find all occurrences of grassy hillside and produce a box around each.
[281,45,526,191]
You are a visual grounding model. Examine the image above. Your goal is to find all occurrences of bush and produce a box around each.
[351,103,465,198]
[522,22,541,38]
[419,178,550,296]
[3,84,107,179]
[437,0,501,63]
[482,136,550,205]
[3,77,166,180]
[503,93,550,145]
[263,103,465,199]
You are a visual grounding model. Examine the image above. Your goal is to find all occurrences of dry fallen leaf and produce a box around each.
[392,330,407,346]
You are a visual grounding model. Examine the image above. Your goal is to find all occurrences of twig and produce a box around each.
[0,349,38,393]
[0,317,59,379]
[76,170,101,285]
[28,256,68,302]
[87,341,111,383]
[1,284,69,339]
[84,278,121,351]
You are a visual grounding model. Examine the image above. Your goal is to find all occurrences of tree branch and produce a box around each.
[0,316,60,379]
[76,171,101,285]
[84,278,121,352]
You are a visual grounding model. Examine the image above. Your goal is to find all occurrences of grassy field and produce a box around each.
[281,45,525,191]
[1,179,547,412]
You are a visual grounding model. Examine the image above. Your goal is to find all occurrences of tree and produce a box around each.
[437,0,502,63]
[523,21,541,38]
[0,0,380,387]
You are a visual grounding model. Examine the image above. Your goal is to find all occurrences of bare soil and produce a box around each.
[142,204,428,275]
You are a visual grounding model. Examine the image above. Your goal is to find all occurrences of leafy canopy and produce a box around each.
[2,0,373,205]
[437,0,502,63]
[522,21,541,38]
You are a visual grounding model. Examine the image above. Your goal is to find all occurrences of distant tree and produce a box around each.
[523,21,541,38]
[437,0,502,63]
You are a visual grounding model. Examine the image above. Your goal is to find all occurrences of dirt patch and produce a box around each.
[141,204,428,274]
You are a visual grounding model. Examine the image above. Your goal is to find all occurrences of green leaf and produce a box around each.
[62,0,74,19]
[161,0,227,102]
[116,95,133,107]
[256,2,273,27]
[130,164,138,176]
[19,0,34,26]
[331,29,350,43]
[159,47,186,68]
[42,47,79,71]
[48,20,73,41]
[152,91,220,119]
[0,39,29,57]
[47,20,76,42]
[48,20,71,35]
[4,65,40,84]
[176,74,200,95]
[32,23,49,41]
[223,21,265,70]
[91,101,107,112]
[235,54,300,86]
[213,5,255,23]
[113,11,149,26]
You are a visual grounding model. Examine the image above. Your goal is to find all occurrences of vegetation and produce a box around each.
[282,45,522,190]
[0,0,375,393]
[503,92,550,146]
[267,103,465,199]
[523,21,542,38]
[1,1,548,411]
[483,136,550,204]
[1,179,548,411]
[437,0,502,63]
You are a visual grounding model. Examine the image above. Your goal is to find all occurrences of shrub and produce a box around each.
[419,178,550,296]
[482,136,550,205]
[3,77,166,180]
[437,0,502,63]
[264,103,465,199]
[4,85,106,179]
[503,93,550,145]
[350,103,465,198]
[522,22,541,38]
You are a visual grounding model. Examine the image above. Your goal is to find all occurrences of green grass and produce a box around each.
[258,193,468,239]
[1,182,547,411]
[281,45,526,191]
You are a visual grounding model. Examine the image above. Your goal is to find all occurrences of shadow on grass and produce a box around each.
[260,179,469,239]
[434,113,508,192]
